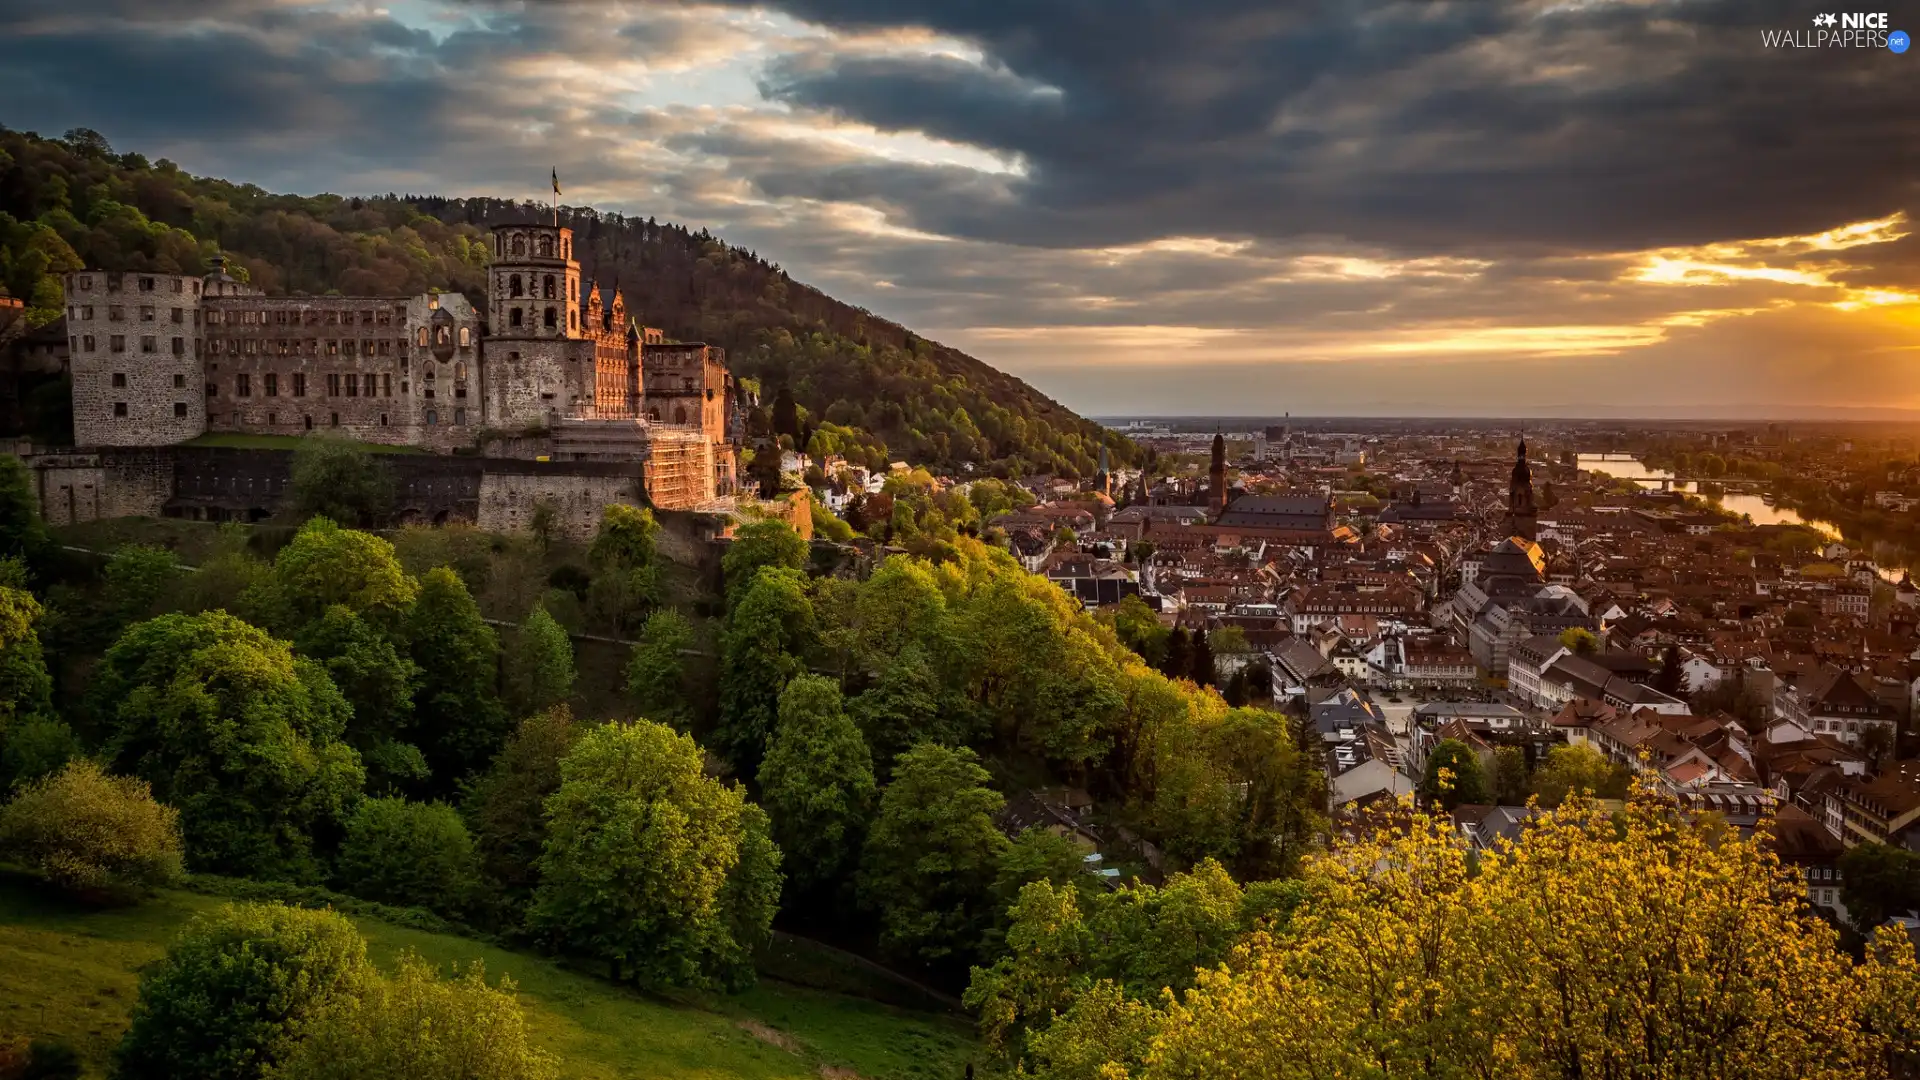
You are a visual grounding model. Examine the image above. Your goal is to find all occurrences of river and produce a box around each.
[1575,453,1841,538]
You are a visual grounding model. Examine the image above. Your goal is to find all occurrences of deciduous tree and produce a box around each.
[407,568,504,785]
[721,520,808,602]
[1420,737,1489,810]
[334,797,478,917]
[859,743,1007,967]
[714,566,813,779]
[462,706,580,917]
[505,603,574,717]
[624,608,694,727]
[759,674,875,897]
[0,759,182,902]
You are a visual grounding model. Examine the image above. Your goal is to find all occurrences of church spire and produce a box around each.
[1209,433,1228,518]
[1506,435,1537,541]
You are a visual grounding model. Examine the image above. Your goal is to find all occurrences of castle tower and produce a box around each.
[1506,437,1536,541]
[64,269,210,446]
[1209,432,1228,518]
[484,223,589,428]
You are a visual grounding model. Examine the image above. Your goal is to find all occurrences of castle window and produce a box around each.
[379,413,388,426]
[236,374,251,397]
[140,305,155,321]
[455,407,466,426]
[326,311,338,325]
[138,276,154,292]
[543,275,555,300]
[512,235,526,256]
[83,335,95,351]
[141,336,157,353]
[538,235,553,257]
[674,406,687,424]
[378,309,392,325]
[327,373,341,396]
[328,340,339,356]
[544,307,556,329]
[345,375,358,397]
[293,373,307,397]
[82,306,93,319]
[114,402,128,417]
[267,412,276,425]
[383,374,392,397]
[437,326,450,347]
[174,374,185,389]
[265,373,278,397]
[112,372,126,388]
[192,281,200,296]
[207,381,217,397]
[175,403,187,418]
[378,340,391,357]
[510,309,523,328]
[331,413,340,428]
[107,276,121,293]
[425,409,438,426]
[459,327,470,347]
[427,296,438,311]
[171,308,183,324]
[245,339,257,355]
[569,310,577,329]
[305,415,314,430]
[171,279,182,293]
[108,306,123,322]
[649,407,660,421]
[417,327,428,347]
[172,337,184,355]
[455,362,466,381]
[509,274,523,298]
[361,310,374,325]
[77,276,90,290]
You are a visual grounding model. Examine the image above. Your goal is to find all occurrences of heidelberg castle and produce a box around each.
[57,221,741,510]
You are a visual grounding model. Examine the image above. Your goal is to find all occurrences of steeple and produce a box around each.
[1209,433,1228,518]
[1506,436,1537,541]
[1095,442,1111,496]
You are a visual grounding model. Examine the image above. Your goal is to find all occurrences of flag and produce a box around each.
[551,168,561,198]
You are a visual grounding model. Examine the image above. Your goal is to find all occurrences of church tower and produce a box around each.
[1506,437,1537,541]
[1450,459,1466,500]
[1095,442,1111,497]
[1209,433,1228,518]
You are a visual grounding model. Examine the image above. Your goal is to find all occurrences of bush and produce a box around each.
[264,951,557,1080]
[114,903,373,1080]
[0,760,183,902]
[334,798,478,917]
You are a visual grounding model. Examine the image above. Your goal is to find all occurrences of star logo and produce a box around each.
[1812,12,1837,25]
[1821,13,1838,25]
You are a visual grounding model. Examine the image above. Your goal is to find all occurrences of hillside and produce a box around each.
[0,125,1136,477]
[0,876,972,1080]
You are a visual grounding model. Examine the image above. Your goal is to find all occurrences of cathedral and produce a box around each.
[58,222,740,509]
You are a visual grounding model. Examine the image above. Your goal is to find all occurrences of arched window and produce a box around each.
[508,308,521,327]
[455,362,466,381]
[458,326,470,347]
[569,310,577,329]
[511,235,526,256]
[674,405,687,424]
[543,275,556,300]
[509,274,522,298]
[538,235,553,257]
[416,327,428,347]
[436,326,450,346]
[544,307,557,329]
[425,409,438,426]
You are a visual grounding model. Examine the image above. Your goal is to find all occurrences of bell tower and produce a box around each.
[485,223,590,428]
[1506,437,1537,541]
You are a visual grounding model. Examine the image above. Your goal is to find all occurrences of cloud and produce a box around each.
[1,0,1915,417]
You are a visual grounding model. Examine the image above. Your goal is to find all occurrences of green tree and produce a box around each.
[1492,746,1530,805]
[1558,627,1600,655]
[93,611,363,880]
[250,518,418,637]
[407,567,505,786]
[114,903,373,1080]
[714,566,814,779]
[295,605,423,791]
[759,674,876,898]
[1420,738,1489,810]
[0,455,51,572]
[1530,744,1629,808]
[97,544,179,638]
[529,720,782,990]
[1839,842,1920,933]
[289,437,394,526]
[334,798,479,917]
[585,505,661,636]
[505,603,574,717]
[993,827,1098,917]
[1161,628,1192,681]
[462,706,580,918]
[1108,594,1169,668]
[0,759,183,902]
[1655,643,1685,696]
[848,645,964,781]
[265,951,557,1080]
[0,583,62,786]
[1189,628,1215,687]
[859,743,1008,967]
[721,520,807,602]
[624,608,694,727]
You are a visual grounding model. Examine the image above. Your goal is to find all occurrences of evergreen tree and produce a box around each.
[1161,628,1192,681]
[505,603,575,717]
[1420,738,1490,811]
[407,568,505,787]
[1189,628,1216,688]
[1655,643,1685,696]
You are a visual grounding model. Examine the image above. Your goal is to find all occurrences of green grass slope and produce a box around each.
[0,880,973,1080]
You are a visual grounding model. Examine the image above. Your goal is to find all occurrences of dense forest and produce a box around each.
[0,125,1136,477]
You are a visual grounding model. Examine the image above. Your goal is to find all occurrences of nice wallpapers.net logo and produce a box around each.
[1762,12,1909,48]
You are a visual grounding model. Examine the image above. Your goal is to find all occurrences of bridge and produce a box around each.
[1642,476,1768,493]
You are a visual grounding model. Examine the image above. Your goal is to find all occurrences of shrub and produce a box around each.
[0,760,183,902]
[264,951,557,1080]
[114,903,372,1080]
[334,797,478,917]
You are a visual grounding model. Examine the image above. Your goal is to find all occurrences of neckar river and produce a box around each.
[1575,453,1842,539]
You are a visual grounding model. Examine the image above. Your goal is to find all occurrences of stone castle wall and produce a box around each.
[476,461,645,541]
[63,271,208,446]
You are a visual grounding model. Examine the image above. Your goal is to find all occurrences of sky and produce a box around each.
[2,0,1917,418]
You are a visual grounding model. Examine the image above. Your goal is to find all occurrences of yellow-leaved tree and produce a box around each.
[1026,788,1920,1080]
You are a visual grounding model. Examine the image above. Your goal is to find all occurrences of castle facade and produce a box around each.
[59,223,739,510]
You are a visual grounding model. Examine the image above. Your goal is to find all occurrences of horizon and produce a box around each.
[3,0,1915,419]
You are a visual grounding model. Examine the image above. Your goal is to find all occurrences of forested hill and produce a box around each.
[0,126,1136,476]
